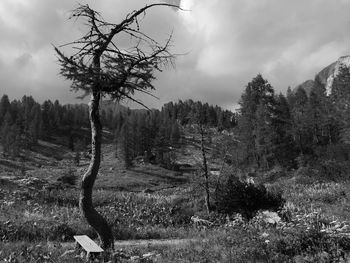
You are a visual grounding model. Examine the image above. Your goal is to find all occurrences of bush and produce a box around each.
[261,165,287,183]
[215,176,285,220]
[0,221,77,242]
[57,168,77,186]
[269,229,350,262]
[317,160,348,182]
[293,166,318,185]
[293,160,349,184]
[48,223,75,241]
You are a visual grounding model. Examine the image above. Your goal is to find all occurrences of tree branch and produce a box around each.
[55,3,180,108]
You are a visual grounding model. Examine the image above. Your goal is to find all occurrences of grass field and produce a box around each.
[2,139,350,262]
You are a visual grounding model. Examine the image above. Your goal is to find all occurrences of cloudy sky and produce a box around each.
[1,0,350,110]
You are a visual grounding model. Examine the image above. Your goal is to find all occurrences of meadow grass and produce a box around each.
[3,169,350,262]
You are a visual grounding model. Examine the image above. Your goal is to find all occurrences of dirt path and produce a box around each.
[63,238,202,249]
[114,238,200,247]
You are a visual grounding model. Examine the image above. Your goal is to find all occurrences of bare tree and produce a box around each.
[199,123,211,215]
[189,108,212,215]
[54,3,180,249]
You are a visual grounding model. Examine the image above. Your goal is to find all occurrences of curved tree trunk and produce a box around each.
[199,124,211,215]
[79,90,114,250]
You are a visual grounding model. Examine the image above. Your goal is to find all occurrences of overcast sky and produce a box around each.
[1,0,350,110]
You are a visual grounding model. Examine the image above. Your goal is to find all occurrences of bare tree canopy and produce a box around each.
[54,3,180,250]
[55,3,181,105]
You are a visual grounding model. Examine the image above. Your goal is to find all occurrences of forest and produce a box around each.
[2,62,350,175]
[0,95,235,167]
[2,1,350,261]
[2,65,350,261]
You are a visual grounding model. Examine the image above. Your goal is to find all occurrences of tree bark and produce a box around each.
[200,124,211,215]
[54,4,179,251]
[79,90,114,250]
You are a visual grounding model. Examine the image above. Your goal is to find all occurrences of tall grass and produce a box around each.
[2,173,350,261]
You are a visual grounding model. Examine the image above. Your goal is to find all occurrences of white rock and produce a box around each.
[143,252,156,258]
[60,250,75,258]
[261,211,281,225]
[130,256,141,261]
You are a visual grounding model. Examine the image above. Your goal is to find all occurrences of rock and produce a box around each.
[295,55,350,95]
[80,251,86,258]
[191,216,213,227]
[261,232,269,238]
[143,188,154,194]
[112,251,130,261]
[60,249,76,258]
[294,79,316,95]
[130,255,141,261]
[261,211,281,225]
[318,56,350,95]
[142,252,156,258]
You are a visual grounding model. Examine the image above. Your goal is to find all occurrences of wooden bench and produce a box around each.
[74,235,104,260]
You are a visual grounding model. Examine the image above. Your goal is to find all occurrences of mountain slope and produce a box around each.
[316,56,350,94]
[294,79,316,95]
[295,55,350,95]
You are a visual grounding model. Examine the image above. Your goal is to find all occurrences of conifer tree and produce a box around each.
[291,87,311,158]
[0,94,10,127]
[121,122,132,169]
[170,121,181,145]
[1,112,21,158]
[272,93,296,167]
[54,3,179,249]
[238,74,275,167]
[330,63,350,144]
[255,101,275,169]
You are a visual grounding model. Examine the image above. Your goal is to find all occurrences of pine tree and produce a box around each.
[1,112,21,158]
[238,74,275,167]
[272,93,297,167]
[121,122,132,169]
[29,104,42,145]
[255,101,275,169]
[52,100,62,129]
[330,63,350,144]
[291,87,312,160]
[0,94,10,127]
[286,86,295,108]
[41,100,54,138]
[170,121,181,145]
[1,112,13,156]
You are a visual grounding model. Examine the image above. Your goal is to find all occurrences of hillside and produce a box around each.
[0,136,190,192]
[295,55,350,94]
[3,57,350,261]
[3,125,350,262]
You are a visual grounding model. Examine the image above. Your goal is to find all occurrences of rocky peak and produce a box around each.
[295,55,350,95]
[316,55,350,95]
[294,79,315,95]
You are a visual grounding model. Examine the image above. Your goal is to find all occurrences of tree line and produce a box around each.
[106,99,235,168]
[236,63,350,170]
[0,94,235,163]
[0,95,90,157]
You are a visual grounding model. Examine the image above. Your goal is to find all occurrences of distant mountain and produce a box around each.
[316,55,350,94]
[100,100,129,113]
[294,79,316,95]
[100,100,151,117]
[295,55,350,95]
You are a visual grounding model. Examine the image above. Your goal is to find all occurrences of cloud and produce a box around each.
[167,0,350,104]
[1,0,350,109]
[14,53,33,68]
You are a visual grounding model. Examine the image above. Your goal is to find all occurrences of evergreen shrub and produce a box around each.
[215,176,285,220]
